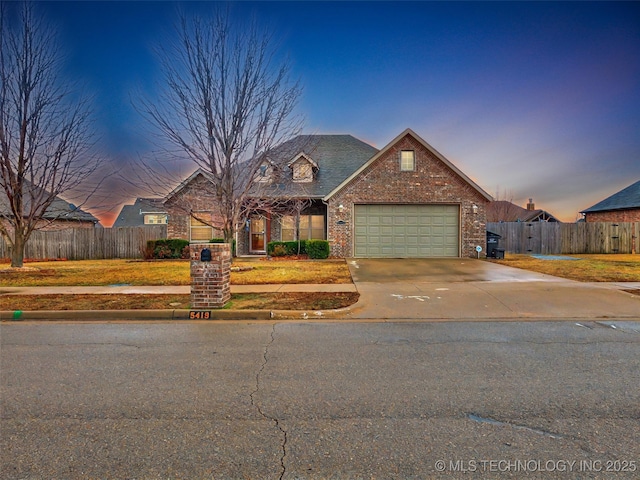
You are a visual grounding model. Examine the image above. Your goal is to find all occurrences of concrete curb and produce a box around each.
[4,310,640,324]
[1,307,356,322]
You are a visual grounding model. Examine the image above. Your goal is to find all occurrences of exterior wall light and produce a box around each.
[472,204,478,214]
[338,204,345,213]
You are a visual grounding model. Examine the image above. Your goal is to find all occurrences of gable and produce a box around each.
[164,169,214,205]
[325,129,492,202]
[288,153,318,182]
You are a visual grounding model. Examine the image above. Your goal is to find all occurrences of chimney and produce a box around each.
[526,198,535,210]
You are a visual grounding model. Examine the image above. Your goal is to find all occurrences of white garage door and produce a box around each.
[354,204,459,257]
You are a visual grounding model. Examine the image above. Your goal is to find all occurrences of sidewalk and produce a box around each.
[2,280,639,322]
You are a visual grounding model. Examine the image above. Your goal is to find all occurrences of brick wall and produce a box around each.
[190,243,231,308]
[327,133,489,258]
[584,209,640,223]
[165,174,223,240]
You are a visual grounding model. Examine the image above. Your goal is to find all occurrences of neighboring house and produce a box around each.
[0,184,99,231]
[165,128,493,258]
[581,180,640,222]
[487,199,560,223]
[112,198,168,227]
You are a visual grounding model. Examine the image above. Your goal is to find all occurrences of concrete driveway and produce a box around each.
[345,258,640,320]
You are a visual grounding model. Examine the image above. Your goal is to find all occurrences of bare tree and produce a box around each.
[0,2,99,268]
[140,8,303,246]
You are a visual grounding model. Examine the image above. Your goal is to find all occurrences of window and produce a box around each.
[190,213,213,242]
[280,215,325,241]
[281,216,296,241]
[256,163,271,182]
[293,161,313,182]
[144,214,167,225]
[300,215,325,240]
[400,150,415,171]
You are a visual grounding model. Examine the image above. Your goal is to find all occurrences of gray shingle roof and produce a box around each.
[112,198,166,227]
[487,201,560,222]
[256,134,379,198]
[44,197,99,222]
[0,182,98,223]
[581,180,640,213]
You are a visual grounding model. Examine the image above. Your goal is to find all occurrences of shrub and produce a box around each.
[267,240,306,256]
[154,244,173,259]
[271,244,288,257]
[142,242,155,260]
[146,239,190,259]
[306,239,330,259]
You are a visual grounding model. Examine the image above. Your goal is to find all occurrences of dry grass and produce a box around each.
[0,260,188,287]
[0,258,352,287]
[0,292,359,311]
[494,254,640,282]
[0,258,355,312]
[231,259,351,285]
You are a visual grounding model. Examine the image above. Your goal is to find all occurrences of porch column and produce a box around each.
[190,243,231,309]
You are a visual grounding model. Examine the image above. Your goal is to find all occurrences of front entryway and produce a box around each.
[250,215,266,253]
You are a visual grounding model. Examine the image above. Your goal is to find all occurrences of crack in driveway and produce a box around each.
[250,323,287,479]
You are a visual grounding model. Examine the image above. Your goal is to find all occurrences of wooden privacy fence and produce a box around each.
[487,222,639,255]
[0,226,167,260]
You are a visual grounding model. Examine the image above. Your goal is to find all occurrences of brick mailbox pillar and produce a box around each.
[190,243,231,309]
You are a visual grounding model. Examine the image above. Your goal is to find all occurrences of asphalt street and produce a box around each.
[2,320,639,479]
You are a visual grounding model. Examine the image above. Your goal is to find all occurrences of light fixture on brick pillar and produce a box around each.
[472,204,478,214]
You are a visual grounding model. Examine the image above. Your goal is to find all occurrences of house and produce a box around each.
[0,183,99,230]
[487,199,560,223]
[164,128,493,258]
[581,180,640,222]
[112,198,168,227]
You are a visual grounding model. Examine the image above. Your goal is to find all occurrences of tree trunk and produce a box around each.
[11,232,25,268]
[223,220,235,259]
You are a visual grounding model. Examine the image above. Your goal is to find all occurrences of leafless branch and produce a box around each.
[0,1,100,267]
[137,8,303,244]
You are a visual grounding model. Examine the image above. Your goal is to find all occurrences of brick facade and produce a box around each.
[327,133,489,258]
[165,173,223,241]
[166,131,491,258]
[584,209,640,223]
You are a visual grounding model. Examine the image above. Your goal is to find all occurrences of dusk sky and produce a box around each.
[35,1,640,225]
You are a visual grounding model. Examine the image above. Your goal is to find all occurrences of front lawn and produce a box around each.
[0,258,352,287]
[493,254,640,282]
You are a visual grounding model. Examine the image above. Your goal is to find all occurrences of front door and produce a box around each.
[250,215,266,253]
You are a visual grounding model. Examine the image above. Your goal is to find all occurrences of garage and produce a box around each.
[354,204,460,257]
